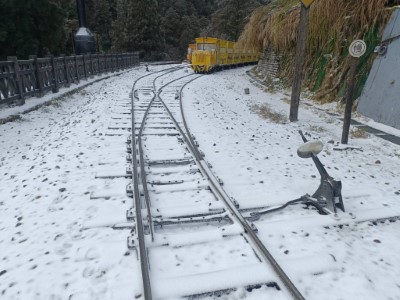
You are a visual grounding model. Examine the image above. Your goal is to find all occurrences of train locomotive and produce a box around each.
[186,43,196,63]
[190,37,260,74]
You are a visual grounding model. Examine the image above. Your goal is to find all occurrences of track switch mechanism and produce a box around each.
[298,130,345,213]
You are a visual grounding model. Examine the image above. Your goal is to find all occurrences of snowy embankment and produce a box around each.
[183,67,400,300]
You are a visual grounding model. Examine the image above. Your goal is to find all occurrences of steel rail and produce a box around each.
[137,71,191,242]
[158,76,306,300]
[158,76,204,163]
[130,66,183,300]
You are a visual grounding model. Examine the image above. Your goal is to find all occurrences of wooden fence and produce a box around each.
[0,53,140,106]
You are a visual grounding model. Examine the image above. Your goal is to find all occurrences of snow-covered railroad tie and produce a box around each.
[126,68,305,299]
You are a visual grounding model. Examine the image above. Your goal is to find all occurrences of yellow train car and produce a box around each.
[186,44,196,63]
[191,37,260,74]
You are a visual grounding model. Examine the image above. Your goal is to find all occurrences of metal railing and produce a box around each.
[0,53,140,106]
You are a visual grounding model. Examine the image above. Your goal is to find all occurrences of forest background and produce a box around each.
[0,0,268,60]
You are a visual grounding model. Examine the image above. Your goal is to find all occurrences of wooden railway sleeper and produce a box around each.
[184,282,280,299]
[126,165,133,175]
[153,214,232,228]
[126,183,133,197]
[230,197,240,209]
[126,207,135,221]
[149,180,185,186]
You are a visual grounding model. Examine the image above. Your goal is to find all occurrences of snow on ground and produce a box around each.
[0,70,132,122]
[0,67,157,299]
[0,64,399,300]
[183,67,400,300]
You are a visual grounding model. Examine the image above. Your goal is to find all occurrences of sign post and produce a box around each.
[341,40,367,144]
[289,0,315,122]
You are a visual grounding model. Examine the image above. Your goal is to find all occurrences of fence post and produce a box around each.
[89,53,94,78]
[7,56,25,105]
[104,54,107,73]
[62,55,71,87]
[82,54,88,79]
[74,55,80,83]
[104,54,107,74]
[99,54,107,74]
[95,54,98,75]
[49,55,59,93]
[29,55,44,97]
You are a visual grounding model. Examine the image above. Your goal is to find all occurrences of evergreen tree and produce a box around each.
[86,0,114,52]
[111,0,129,51]
[179,15,200,53]
[112,0,163,59]
[162,7,182,58]
[0,0,252,60]
[210,0,261,41]
[190,0,217,17]
[0,0,66,59]
[158,0,211,59]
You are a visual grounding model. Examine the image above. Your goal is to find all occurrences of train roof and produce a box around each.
[195,37,235,45]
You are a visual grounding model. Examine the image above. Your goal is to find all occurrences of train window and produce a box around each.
[221,48,226,53]
[197,43,216,51]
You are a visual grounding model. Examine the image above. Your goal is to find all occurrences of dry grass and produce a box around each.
[280,97,291,104]
[239,0,389,52]
[0,115,23,124]
[251,104,288,123]
[350,127,369,139]
[238,0,392,101]
[308,124,325,133]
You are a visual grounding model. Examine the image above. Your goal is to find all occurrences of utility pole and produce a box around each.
[341,40,366,144]
[289,0,315,122]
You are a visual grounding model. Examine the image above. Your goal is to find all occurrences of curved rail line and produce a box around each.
[138,72,199,242]
[160,73,305,300]
[130,66,305,300]
[130,66,184,299]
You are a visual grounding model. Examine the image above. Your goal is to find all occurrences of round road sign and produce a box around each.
[349,40,367,58]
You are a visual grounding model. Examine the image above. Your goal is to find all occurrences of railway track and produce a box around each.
[127,67,305,300]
